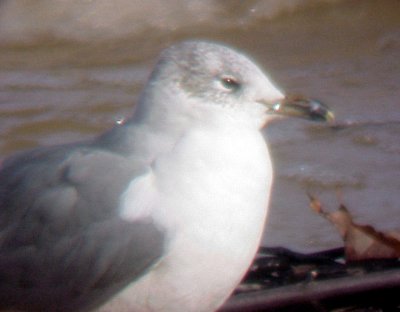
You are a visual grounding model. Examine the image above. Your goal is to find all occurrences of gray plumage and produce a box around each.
[0,141,164,311]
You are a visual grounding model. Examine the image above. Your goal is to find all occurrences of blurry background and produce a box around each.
[0,0,399,252]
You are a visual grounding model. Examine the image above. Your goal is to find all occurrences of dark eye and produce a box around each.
[220,76,241,91]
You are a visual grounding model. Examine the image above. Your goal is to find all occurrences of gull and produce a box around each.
[0,41,333,312]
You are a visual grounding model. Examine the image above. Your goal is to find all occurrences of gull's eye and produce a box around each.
[219,76,241,92]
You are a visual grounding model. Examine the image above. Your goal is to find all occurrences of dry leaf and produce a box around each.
[308,193,400,262]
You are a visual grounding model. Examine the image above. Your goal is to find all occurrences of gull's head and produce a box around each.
[138,41,334,129]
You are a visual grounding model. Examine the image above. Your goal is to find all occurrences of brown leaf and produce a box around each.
[308,193,400,262]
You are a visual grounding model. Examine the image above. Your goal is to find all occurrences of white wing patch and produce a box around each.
[119,169,158,222]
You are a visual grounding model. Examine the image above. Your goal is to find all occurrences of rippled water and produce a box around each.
[0,0,399,252]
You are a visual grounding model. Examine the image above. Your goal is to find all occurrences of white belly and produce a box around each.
[103,125,272,312]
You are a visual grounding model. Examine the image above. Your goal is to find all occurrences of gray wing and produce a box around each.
[0,144,165,312]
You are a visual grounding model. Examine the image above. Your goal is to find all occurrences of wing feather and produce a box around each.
[0,145,165,311]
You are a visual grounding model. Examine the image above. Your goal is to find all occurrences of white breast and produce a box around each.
[108,120,273,312]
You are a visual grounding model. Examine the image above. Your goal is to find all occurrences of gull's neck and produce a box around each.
[98,87,268,168]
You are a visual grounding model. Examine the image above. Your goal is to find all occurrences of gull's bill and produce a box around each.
[271,95,335,123]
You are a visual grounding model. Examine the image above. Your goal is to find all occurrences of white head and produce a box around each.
[132,41,285,130]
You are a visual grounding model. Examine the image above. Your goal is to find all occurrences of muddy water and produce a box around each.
[0,0,399,252]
